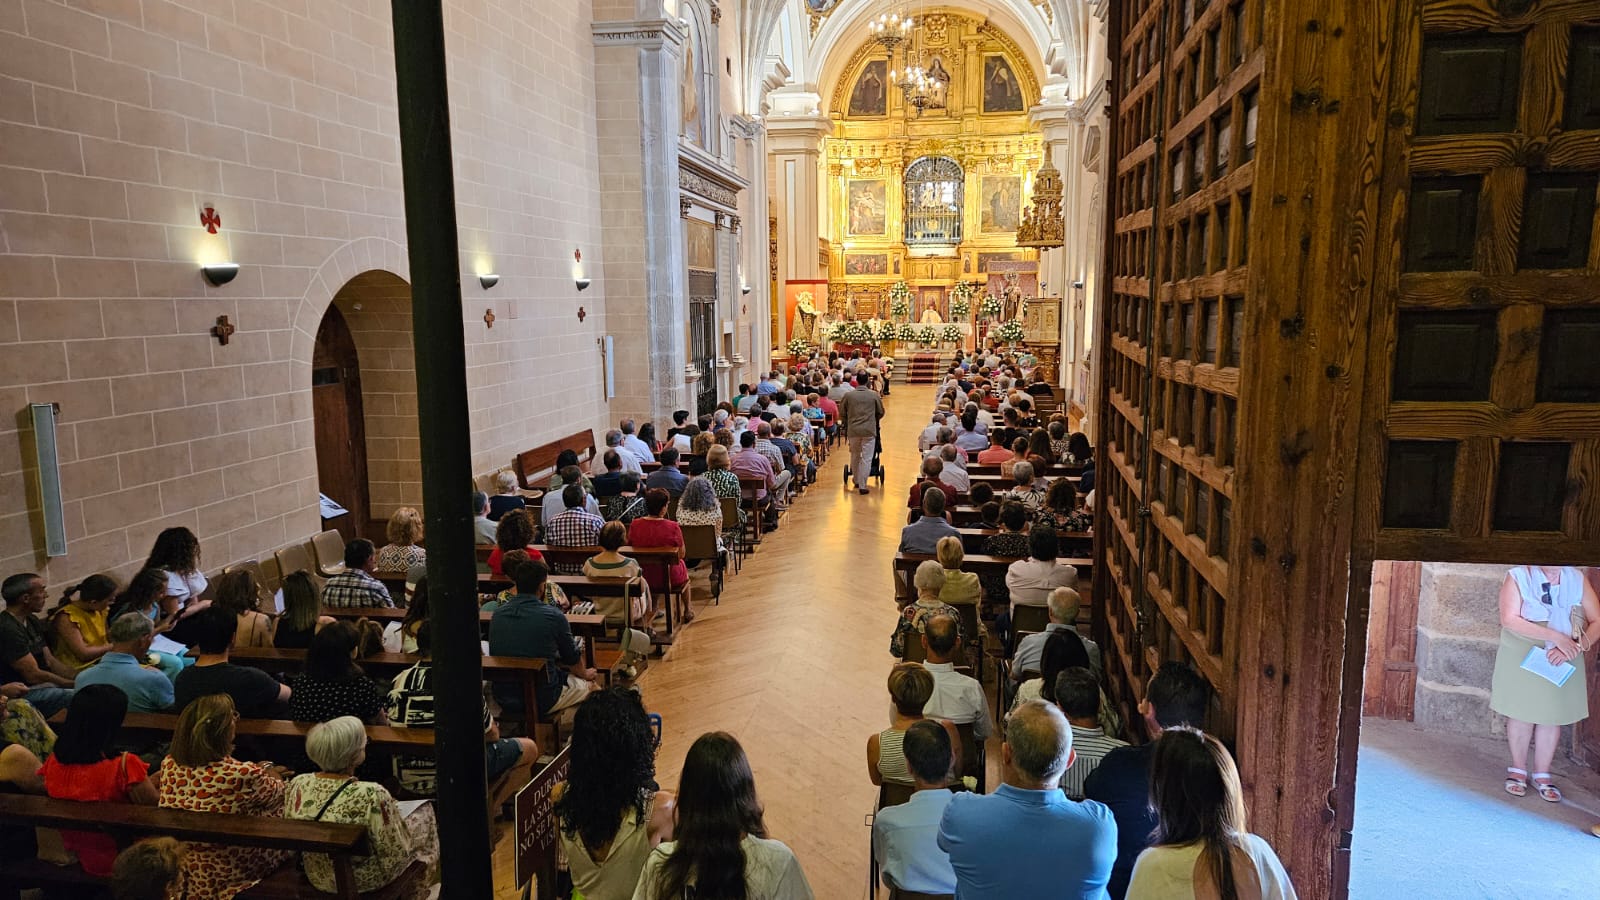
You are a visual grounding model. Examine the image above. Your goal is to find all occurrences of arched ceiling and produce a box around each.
[741,0,1098,116]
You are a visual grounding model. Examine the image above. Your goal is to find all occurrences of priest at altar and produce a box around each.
[920,300,943,324]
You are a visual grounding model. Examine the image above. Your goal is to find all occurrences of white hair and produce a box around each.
[495,470,518,494]
[913,560,947,594]
[305,716,368,773]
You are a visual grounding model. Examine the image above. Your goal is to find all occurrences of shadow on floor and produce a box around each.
[1351,717,1599,900]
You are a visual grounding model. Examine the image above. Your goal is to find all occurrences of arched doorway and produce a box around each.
[312,304,368,543]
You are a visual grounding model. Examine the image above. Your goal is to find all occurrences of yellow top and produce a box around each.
[53,604,108,671]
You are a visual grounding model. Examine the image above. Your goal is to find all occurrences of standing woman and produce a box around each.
[1491,564,1600,801]
[633,732,813,900]
[144,527,210,644]
[50,574,117,671]
[554,688,676,900]
[1126,727,1296,899]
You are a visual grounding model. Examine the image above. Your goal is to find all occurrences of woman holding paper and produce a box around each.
[1491,565,1600,802]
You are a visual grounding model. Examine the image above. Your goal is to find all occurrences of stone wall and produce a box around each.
[0,0,612,584]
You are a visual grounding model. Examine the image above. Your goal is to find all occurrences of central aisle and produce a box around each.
[638,392,927,898]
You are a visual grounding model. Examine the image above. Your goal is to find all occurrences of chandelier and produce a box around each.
[867,12,911,53]
[891,61,942,116]
[870,4,947,118]
[1016,143,1066,249]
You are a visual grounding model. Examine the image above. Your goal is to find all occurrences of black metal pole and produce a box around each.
[388,3,492,896]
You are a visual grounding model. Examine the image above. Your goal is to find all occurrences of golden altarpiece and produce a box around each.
[816,10,1062,352]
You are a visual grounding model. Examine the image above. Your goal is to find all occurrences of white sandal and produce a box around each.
[1505,767,1528,797]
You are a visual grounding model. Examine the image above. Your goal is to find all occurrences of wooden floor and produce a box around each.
[491,389,959,899]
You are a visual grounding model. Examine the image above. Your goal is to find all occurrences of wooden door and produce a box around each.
[1361,561,1420,720]
[688,271,719,418]
[1581,567,1600,769]
[312,305,369,544]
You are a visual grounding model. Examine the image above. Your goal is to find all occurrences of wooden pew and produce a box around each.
[0,794,425,900]
[892,552,1092,603]
[952,527,1092,554]
[229,646,549,722]
[49,709,437,758]
[527,546,686,639]
[512,431,597,493]
[966,463,1084,477]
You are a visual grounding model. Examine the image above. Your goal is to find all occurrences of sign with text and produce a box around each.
[515,744,571,896]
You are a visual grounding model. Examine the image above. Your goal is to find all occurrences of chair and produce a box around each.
[666,495,681,521]
[1010,604,1050,655]
[681,524,722,603]
[901,633,927,663]
[719,496,744,572]
[954,721,985,793]
[953,602,984,682]
[310,529,347,578]
[274,543,325,593]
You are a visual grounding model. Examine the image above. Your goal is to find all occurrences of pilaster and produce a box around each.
[765,108,831,351]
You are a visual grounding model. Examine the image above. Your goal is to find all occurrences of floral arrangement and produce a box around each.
[941,323,962,344]
[888,280,913,304]
[979,293,1003,319]
[786,336,811,356]
[950,295,971,317]
[994,318,1026,343]
[829,321,865,343]
[921,325,943,344]
[876,319,901,342]
[950,281,976,317]
[889,297,910,319]
[898,322,919,341]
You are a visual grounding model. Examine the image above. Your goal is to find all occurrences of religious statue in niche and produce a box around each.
[980,175,1022,232]
[982,55,1024,113]
[794,291,821,344]
[847,180,887,235]
[849,60,888,117]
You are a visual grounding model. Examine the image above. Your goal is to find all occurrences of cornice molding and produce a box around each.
[591,17,685,50]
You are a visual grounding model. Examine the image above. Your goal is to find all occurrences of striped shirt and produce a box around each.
[876,727,912,785]
[1062,724,1127,800]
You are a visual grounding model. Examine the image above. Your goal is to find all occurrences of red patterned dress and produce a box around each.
[157,756,290,899]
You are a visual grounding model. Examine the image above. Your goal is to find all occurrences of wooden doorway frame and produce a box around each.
[312,303,369,544]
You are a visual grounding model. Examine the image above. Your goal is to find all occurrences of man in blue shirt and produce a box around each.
[899,490,960,554]
[73,612,175,713]
[938,700,1117,899]
[486,558,596,724]
[874,720,959,895]
[643,446,689,496]
[1084,662,1211,899]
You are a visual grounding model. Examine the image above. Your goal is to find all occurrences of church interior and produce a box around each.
[1,0,1599,898]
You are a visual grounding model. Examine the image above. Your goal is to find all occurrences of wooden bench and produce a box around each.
[0,794,425,900]
[512,431,597,493]
[49,709,438,758]
[966,463,1084,477]
[530,545,687,638]
[953,527,1092,554]
[892,552,1092,603]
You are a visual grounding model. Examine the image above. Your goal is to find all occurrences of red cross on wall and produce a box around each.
[200,206,221,234]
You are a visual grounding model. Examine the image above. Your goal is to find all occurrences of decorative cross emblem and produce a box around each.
[574,249,582,264]
[483,308,496,329]
[211,315,235,346]
[577,306,587,322]
[200,206,221,234]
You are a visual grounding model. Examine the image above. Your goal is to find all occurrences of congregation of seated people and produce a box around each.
[0,355,1300,900]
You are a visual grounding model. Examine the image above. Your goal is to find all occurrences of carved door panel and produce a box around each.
[312,305,369,544]
[689,271,718,417]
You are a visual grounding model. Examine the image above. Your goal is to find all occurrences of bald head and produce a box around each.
[1005,700,1073,788]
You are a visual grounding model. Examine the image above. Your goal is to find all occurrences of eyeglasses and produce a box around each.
[1540,583,1553,607]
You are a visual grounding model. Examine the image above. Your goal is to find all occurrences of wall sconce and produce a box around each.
[201,263,239,287]
[478,273,500,289]
[1072,280,1085,289]
[741,284,752,295]
[573,248,590,291]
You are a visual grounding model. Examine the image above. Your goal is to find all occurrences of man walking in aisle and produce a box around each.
[840,371,885,494]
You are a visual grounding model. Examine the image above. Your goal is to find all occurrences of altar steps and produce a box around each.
[903,350,956,384]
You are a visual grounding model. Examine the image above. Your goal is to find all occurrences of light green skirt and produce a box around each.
[1489,628,1589,726]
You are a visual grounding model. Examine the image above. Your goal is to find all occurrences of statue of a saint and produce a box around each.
[920,300,943,325]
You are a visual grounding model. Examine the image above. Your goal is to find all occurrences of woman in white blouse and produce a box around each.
[1127,727,1296,900]
[143,527,211,644]
[632,732,813,900]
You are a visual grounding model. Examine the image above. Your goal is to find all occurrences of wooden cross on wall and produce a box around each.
[211,315,235,345]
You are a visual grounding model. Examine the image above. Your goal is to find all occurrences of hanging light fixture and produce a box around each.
[867,10,911,53]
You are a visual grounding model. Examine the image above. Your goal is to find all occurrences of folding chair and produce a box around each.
[221,559,279,613]
[274,542,326,593]
[310,529,348,578]
[680,524,722,603]
[954,721,986,793]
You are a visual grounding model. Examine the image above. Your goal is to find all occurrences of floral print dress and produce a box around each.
[889,598,966,658]
[284,775,439,899]
[158,756,290,899]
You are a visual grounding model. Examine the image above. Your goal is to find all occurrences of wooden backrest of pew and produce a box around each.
[513,431,597,492]
[313,600,610,637]
[48,710,437,755]
[0,793,371,854]
[229,646,546,679]
[893,552,1092,580]
[965,463,1083,477]
[525,544,683,564]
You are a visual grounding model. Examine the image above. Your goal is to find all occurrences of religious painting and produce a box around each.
[805,0,839,12]
[685,218,716,271]
[923,56,952,111]
[680,16,703,146]
[979,175,1022,233]
[846,179,887,235]
[848,60,888,117]
[982,55,1024,113]
[844,253,888,276]
[977,251,1019,271]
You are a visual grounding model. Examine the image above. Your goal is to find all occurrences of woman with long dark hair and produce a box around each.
[39,684,158,876]
[1126,727,1296,900]
[143,528,210,643]
[108,567,188,679]
[635,732,812,900]
[288,621,386,725]
[552,688,674,899]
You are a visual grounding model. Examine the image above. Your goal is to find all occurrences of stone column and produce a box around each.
[593,16,691,426]
[766,109,830,353]
[732,114,768,388]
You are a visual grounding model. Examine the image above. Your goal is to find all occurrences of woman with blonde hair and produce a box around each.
[50,573,117,671]
[1127,727,1296,899]
[935,536,981,608]
[273,571,334,649]
[375,507,426,571]
[158,694,290,898]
